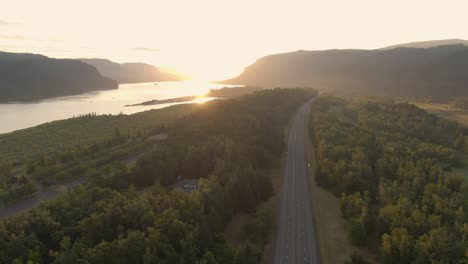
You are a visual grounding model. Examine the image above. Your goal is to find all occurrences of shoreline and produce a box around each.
[125,96,199,107]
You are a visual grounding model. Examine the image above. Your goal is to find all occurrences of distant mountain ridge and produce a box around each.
[223,43,468,99]
[381,38,468,49]
[0,52,117,102]
[79,59,184,84]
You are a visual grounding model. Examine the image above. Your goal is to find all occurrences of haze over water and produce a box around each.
[0,81,235,134]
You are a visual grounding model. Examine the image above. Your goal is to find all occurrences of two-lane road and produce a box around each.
[275,99,320,264]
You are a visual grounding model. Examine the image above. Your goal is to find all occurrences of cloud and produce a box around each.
[133,47,160,52]
[0,34,24,40]
[0,45,16,50]
[0,19,20,26]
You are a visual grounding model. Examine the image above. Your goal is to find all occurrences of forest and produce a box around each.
[310,96,468,263]
[0,88,317,263]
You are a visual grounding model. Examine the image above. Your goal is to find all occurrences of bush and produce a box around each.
[347,219,368,246]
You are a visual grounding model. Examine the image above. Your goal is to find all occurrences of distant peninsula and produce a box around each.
[125,86,262,107]
[125,96,198,106]
[79,59,185,84]
[0,52,118,102]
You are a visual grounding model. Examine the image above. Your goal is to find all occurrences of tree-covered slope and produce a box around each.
[223,44,468,100]
[0,52,118,101]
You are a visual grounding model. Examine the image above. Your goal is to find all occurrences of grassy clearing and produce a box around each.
[415,103,468,179]
[415,102,468,127]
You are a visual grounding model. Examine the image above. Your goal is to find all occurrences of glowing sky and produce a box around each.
[1,0,468,80]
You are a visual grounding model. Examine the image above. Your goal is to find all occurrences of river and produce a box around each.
[0,81,236,134]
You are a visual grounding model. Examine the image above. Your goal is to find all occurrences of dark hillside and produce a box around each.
[223,45,468,100]
[0,52,117,101]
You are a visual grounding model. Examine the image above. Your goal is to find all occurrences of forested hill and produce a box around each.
[223,44,468,100]
[79,59,184,83]
[0,52,117,102]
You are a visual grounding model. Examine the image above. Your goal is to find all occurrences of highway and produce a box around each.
[274,99,320,264]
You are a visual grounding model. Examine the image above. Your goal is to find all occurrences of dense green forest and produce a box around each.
[0,52,117,102]
[310,97,468,263]
[0,88,317,263]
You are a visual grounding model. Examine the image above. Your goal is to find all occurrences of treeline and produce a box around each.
[0,88,317,263]
[310,97,467,263]
[206,86,263,98]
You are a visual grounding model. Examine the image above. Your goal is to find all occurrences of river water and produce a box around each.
[0,81,236,134]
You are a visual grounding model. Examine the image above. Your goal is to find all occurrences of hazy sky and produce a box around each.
[1,0,468,80]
